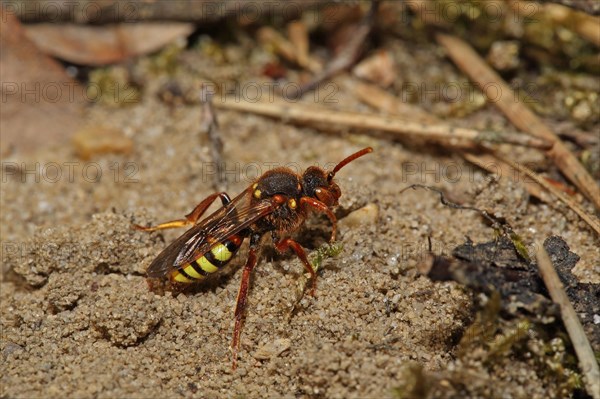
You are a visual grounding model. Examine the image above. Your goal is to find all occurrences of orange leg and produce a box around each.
[299,197,337,242]
[275,237,317,296]
[231,248,258,370]
[134,192,231,232]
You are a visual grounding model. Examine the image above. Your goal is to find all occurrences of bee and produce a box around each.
[135,147,373,368]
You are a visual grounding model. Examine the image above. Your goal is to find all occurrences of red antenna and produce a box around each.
[328,147,373,182]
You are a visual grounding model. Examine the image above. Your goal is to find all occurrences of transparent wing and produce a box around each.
[146,187,279,278]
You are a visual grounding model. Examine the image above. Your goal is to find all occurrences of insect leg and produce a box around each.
[299,197,337,242]
[275,237,317,296]
[185,192,231,223]
[231,242,259,370]
[134,192,231,232]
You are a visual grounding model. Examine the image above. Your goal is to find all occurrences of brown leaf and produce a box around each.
[24,23,194,65]
[0,9,85,155]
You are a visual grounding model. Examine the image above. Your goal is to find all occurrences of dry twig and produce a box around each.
[213,97,551,149]
[435,33,600,210]
[535,243,600,399]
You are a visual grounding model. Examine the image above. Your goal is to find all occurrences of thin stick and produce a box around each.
[496,154,600,236]
[435,33,600,210]
[199,87,226,191]
[535,243,600,399]
[213,98,551,149]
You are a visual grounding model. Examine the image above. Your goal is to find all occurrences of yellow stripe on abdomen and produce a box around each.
[172,271,193,283]
[211,243,233,262]
[197,256,219,273]
[171,236,242,284]
[182,263,205,279]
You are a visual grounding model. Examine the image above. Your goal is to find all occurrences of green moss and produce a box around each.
[310,242,344,273]
[485,319,531,365]
[509,233,531,262]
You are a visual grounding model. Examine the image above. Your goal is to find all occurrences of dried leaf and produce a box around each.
[0,9,85,154]
[24,23,194,65]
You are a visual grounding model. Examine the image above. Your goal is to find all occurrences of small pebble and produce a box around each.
[339,203,379,229]
[72,126,133,160]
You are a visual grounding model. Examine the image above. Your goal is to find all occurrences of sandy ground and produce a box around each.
[2,26,599,399]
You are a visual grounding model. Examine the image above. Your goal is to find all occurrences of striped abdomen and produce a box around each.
[171,234,244,283]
